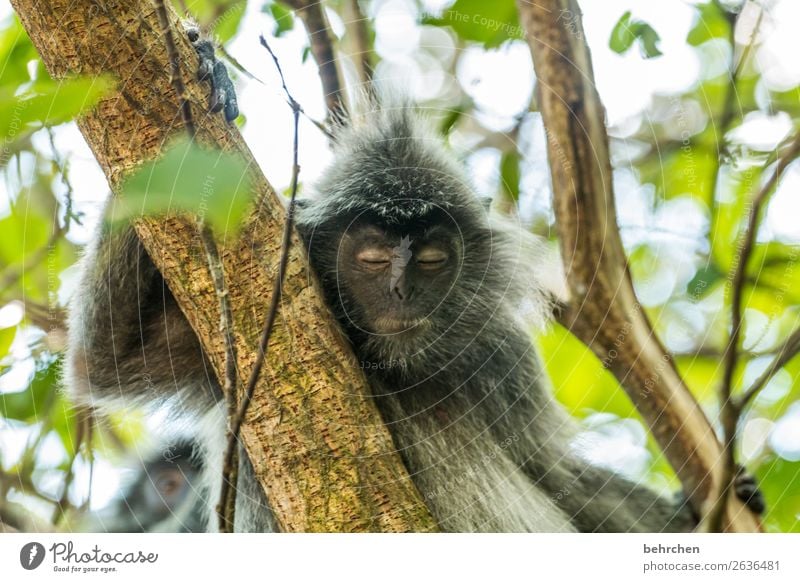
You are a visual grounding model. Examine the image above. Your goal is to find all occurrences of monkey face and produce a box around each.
[333,217,463,340]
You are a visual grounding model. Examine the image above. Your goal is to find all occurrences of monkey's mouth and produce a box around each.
[372,316,430,334]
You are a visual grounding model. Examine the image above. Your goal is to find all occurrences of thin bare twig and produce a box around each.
[47,127,81,229]
[708,130,800,531]
[739,325,800,409]
[706,2,762,238]
[197,223,241,533]
[153,0,240,530]
[0,225,62,297]
[219,39,333,139]
[216,35,303,533]
[154,0,196,138]
[732,2,763,80]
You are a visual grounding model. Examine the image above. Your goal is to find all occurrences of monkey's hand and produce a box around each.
[185,26,239,123]
[734,465,766,515]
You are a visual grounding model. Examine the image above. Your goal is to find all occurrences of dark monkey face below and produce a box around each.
[335,212,464,337]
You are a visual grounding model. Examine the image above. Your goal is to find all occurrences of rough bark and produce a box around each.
[516,0,760,532]
[11,0,437,532]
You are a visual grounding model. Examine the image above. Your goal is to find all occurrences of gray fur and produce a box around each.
[65,102,696,533]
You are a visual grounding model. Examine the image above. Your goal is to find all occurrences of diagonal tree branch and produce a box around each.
[283,0,347,120]
[515,0,760,532]
[739,325,800,409]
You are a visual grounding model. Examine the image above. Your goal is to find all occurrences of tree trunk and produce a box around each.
[11,0,437,532]
[516,0,760,532]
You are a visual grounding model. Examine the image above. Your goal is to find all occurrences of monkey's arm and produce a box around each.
[66,219,215,411]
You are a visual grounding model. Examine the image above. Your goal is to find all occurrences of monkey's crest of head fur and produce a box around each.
[299,101,487,226]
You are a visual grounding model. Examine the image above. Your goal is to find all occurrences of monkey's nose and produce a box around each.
[393,283,415,301]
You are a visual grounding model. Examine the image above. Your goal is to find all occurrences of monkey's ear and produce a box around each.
[287,198,311,211]
[479,196,493,211]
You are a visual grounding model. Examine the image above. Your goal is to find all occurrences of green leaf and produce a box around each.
[263,1,296,38]
[637,25,663,58]
[0,357,59,422]
[0,75,115,141]
[115,138,254,237]
[499,151,521,203]
[609,11,636,54]
[422,0,522,49]
[0,15,41,87]
[755,456,800,532]
[438,105,466,136]
[609,11,662,58]
[686,263,723,299]
[687,1,730,47]
[537,323,637,420]
[214,0,247,44]
[0,325,16,358]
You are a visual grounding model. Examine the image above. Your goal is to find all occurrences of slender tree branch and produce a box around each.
[707,2,761,208]
[709,130,800,531]
[516,0,761,532]
[216,40,333,139]
[197,223,241,533]
[739,325,800,409]
[343,0,373,88]
[47,127,81,229]
[283,0,346,120]
[732,2,763,81]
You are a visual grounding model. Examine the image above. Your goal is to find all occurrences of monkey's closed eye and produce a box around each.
[356,247,391,269]
[416,248,448,269]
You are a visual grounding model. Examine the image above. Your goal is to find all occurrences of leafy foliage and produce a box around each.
[609,11,663,58]
[422,0,522,49]
[116,138,254,237]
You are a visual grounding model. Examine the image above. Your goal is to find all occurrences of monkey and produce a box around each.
[84,440,206,533]
[289,104,692,532]
[64,34,762,530]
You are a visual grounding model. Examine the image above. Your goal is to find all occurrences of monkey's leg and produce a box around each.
[185,26,239,123]
[538,460,698,533]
